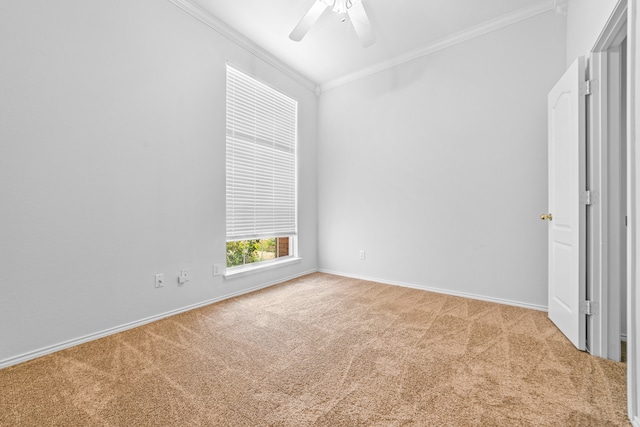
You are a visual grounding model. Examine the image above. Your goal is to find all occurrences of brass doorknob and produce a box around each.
[540,213,553,221]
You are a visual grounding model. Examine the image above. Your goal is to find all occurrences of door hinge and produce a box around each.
[579,300,599,316]
[579,80,597,96]
[580,190,598,205]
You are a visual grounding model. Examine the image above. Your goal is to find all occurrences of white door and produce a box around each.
[546,57,587,350]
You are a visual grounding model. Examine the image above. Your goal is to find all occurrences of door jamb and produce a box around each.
[588,6,627,360]
[627,0,639,423]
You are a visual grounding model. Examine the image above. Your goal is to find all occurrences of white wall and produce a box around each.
[0,0,317,366]
[317,11,566,308]
[567,0,621,64]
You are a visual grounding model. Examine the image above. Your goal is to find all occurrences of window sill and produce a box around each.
[223,257,302,280]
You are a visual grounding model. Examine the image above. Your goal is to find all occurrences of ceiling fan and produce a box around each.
[289,0,376,47]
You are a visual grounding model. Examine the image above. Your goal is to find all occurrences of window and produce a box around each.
[225,64,297,271]
[226,237,291,268]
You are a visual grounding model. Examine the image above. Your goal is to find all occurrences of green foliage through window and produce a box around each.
[226,238,289,268]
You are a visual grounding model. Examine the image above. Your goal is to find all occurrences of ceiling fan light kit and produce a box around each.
[289,0,376,47]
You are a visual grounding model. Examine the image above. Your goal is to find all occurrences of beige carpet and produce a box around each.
[0,273,629,426]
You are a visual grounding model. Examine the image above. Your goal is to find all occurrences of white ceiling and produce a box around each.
[185,0,563,89]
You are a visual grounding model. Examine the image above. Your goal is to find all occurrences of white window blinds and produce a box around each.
[226,64,298,241]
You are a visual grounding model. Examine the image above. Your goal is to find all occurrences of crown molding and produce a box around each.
[168,0,319,93]
[170,0,563,95]
[321,0,557,92]
[553,0,568,16]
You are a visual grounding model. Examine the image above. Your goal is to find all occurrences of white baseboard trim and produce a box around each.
[632,416,640,427]
[318,269,548,312]
[0,269,318,370]
[622,333,628,342]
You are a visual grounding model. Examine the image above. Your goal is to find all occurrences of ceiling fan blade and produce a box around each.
[347,1,375,47]
[289,0,328,42]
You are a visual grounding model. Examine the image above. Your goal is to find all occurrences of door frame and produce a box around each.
[588,2,627,361]
[628,0,639,423]
[604,0,640,424]
[588,0,640,423]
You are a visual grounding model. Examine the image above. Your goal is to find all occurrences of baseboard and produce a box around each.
[318,269,548,312]
[0,269,318,370]
[622,333,628,342]
[632,416,640,427]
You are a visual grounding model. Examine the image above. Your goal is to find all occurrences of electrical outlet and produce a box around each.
[155,273,164,288]
[213,263,221,276]
[359,250,366,260]
[178,269,189,285]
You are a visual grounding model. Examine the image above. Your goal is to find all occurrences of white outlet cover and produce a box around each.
[155,273,164,288]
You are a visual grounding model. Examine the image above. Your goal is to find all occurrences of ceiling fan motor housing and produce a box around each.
[321,0,363,14]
